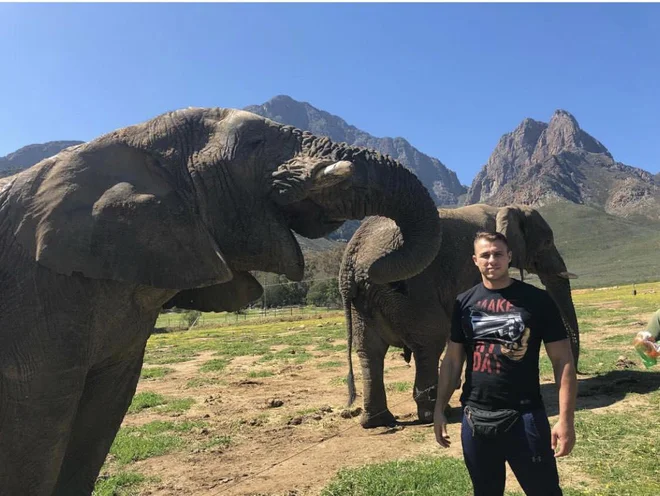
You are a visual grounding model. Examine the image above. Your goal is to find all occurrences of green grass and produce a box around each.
[247,369,275,378]
[294,407,318,416]
[155,306,340,329]
[200,435,232,450]
[576,348,639,375]
[127,392,195,415]
[538,202,660,289]
[140,367,174,380]
[315,341,347,352]
[317,360,343,369]
[110,425,181,464]
[210,339,271,357]
[199,358,229,373]
[258,347,313,364]
[185,377,223,388]
[127,392,167,414]
[321,456,473,496]
[539,353,554,380]
[385,381,413,393]
[601,333,637,345]
[143,347,198,365]
[158,398,195,414]
[329,376,348,387]
[407,431,427,443]
[93,472,146,496]
[567,406,660,495]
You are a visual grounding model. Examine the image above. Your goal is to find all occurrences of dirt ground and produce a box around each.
[125,345,463,496]
[116,307,658,496]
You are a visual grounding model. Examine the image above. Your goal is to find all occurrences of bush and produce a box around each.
[307,278,341,308]
[180,310,201,328]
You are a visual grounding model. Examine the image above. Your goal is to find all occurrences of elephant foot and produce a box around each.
[360,410,397,429]
[417,408,434,424]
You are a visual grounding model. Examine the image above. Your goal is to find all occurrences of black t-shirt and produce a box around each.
[450,279,567,412]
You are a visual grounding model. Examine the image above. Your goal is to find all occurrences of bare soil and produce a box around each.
[114,305,658,496]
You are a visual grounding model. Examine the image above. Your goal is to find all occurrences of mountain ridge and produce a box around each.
[0,140,83,176]
[465,109,659,220]
[244,95,467,205]
[1,98,658,223]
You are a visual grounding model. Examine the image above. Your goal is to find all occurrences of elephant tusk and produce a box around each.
[558,271,578,279]
[311,160,354,189]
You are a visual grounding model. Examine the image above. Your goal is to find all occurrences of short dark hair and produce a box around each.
[473,231,510,250]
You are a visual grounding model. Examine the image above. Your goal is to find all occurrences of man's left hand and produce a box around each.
[551,419,575,457]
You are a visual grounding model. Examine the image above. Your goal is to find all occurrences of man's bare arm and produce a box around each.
[545,338,577,457]
[434,341,466,448]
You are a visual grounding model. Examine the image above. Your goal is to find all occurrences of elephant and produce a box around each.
[339,204,580,428]
[0,107,442,495]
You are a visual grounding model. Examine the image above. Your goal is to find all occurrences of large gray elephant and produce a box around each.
[340,204,579,428]
[0,107,442,495]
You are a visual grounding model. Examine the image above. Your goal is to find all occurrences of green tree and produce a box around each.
[306,278,341,308]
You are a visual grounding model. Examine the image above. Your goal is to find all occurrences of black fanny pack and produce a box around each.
[464,405,520,438]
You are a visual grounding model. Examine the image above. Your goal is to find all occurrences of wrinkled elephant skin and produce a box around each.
[0,107,442,495]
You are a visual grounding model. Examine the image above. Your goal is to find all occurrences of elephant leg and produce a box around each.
[0,365,86,496]
[411,345,441,424]
[355,315,395,428]
[53,352,146,495]
[402,297,448,424]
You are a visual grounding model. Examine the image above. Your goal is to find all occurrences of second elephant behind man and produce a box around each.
[339,204,580,428]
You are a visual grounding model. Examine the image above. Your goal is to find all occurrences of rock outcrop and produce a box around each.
[465,110,659,220]
[0,140,83,177]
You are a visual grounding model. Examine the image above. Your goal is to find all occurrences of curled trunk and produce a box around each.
[300,139,443,285]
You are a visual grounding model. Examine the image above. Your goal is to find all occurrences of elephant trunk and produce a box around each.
[311,145,442,284]
[538,273,580,370]
[360,156,441,284]
[279,136,442,284]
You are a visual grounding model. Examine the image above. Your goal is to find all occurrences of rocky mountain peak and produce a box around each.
[537,109,611,159]
[465,110,659,220]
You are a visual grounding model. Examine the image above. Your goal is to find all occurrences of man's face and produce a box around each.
[472,238,512,282]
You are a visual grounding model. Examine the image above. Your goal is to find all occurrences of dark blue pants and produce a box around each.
[460,408,562,496]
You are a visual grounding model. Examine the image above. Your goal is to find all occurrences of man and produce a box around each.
[434,232,577,496]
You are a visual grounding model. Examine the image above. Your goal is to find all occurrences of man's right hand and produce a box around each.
[434,411,451,448]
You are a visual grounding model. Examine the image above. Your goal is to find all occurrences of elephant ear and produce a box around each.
[11,141,232,289]
[495,206,527,269]
[163,272,263,312]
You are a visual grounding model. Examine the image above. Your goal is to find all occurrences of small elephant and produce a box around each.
[340,204,580,428]
[0,107,442,495]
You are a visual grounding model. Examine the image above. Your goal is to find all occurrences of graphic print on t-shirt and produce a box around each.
[470,298,531,362]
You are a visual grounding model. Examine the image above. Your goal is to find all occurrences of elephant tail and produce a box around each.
[345,292,357,407]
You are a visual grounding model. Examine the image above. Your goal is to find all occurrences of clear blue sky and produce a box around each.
[1,3,658,185]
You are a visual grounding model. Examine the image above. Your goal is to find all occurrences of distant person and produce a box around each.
[434,231,577,496]
[633,309,660,367]
[644,309,660,341]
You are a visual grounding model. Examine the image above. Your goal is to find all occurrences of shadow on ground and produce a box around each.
[542,369,660,416]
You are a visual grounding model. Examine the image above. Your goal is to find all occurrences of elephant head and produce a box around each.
[496,205,580,367]
[7,108,441,307]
